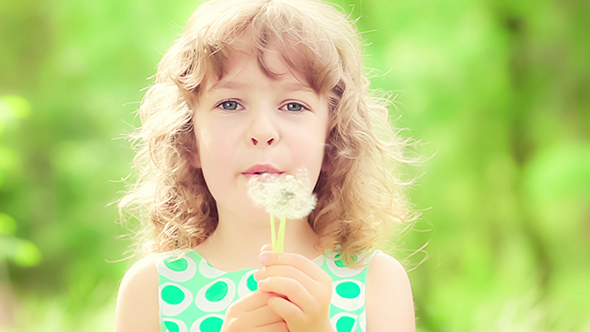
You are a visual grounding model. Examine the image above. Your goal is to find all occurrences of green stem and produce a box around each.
[270,213,277,251]
[277,216,286,252]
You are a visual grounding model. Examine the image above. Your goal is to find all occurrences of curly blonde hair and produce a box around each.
[120,0,417,267]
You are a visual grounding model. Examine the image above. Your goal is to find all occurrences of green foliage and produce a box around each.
[0,96,41,267]
[0,0,588,331]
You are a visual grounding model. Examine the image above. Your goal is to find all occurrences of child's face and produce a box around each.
[192,44,330,220]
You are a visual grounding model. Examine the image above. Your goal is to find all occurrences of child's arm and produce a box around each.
[366,252,416,332]
[114,256,160,332]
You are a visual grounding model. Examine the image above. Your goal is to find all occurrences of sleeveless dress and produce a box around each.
[155,250,379,332]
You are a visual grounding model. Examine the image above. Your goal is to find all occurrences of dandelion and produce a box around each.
[247,171,317,252]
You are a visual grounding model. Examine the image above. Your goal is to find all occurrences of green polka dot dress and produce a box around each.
[155,250,380,332]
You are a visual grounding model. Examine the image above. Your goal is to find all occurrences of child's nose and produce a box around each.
[252,137,274,145]
[248,107,278,147]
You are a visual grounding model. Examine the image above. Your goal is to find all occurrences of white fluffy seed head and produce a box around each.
[247,171,317,220]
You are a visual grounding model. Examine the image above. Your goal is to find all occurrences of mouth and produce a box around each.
[242,164,283,178]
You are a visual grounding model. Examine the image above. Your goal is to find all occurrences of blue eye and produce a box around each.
[284,102,306,112]
[219,100,238,110]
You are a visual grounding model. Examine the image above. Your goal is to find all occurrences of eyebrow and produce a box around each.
[283,82,316,94]
[208,79,316,94]
[208,80,245,91]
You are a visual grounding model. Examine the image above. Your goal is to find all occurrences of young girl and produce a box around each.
[115,0,416,331]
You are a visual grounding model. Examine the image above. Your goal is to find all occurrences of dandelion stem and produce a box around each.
[277,216,286,252]
[270,213,277,251]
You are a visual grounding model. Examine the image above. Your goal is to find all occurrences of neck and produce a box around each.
[195,208,320,271]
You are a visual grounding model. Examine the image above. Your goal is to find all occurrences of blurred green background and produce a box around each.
[1,0,588,331]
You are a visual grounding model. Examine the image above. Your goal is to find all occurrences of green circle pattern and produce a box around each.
[336,281,361,299]
[334,254,346,268]
[156,250,378,332]
[163,321,180,332]
[200,316,223,332]
[162,285,185,305]
[205,281,229,302]
[165,258,189,272]
[246,273,258,292]
[336,316,356,332]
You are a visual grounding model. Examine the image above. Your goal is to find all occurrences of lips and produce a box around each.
[242,164,283,176]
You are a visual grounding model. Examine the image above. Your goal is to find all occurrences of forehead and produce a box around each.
[201,31,330,96]
[204,44,314,94]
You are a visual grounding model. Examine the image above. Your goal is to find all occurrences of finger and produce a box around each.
[268,296,306,328]
[260,243,273,252]
[259,251,331,284]
[246,304,284,327]
[257,276,312,310]
[257,321,289,332]
[230,290,272,312]
[255,265,317,294]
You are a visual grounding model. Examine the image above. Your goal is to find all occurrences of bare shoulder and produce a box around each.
[114,255,160,332]
[366,251,416,332]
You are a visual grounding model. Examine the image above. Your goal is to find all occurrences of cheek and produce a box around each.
[196,121,235,157]
[198,138,235,172]
[290,129,327,175]
[196,127,234,199]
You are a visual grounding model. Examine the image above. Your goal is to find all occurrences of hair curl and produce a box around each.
[120,0,419,267]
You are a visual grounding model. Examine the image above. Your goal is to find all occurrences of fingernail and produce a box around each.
[257,279,265,289]
[260,252,270,265]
